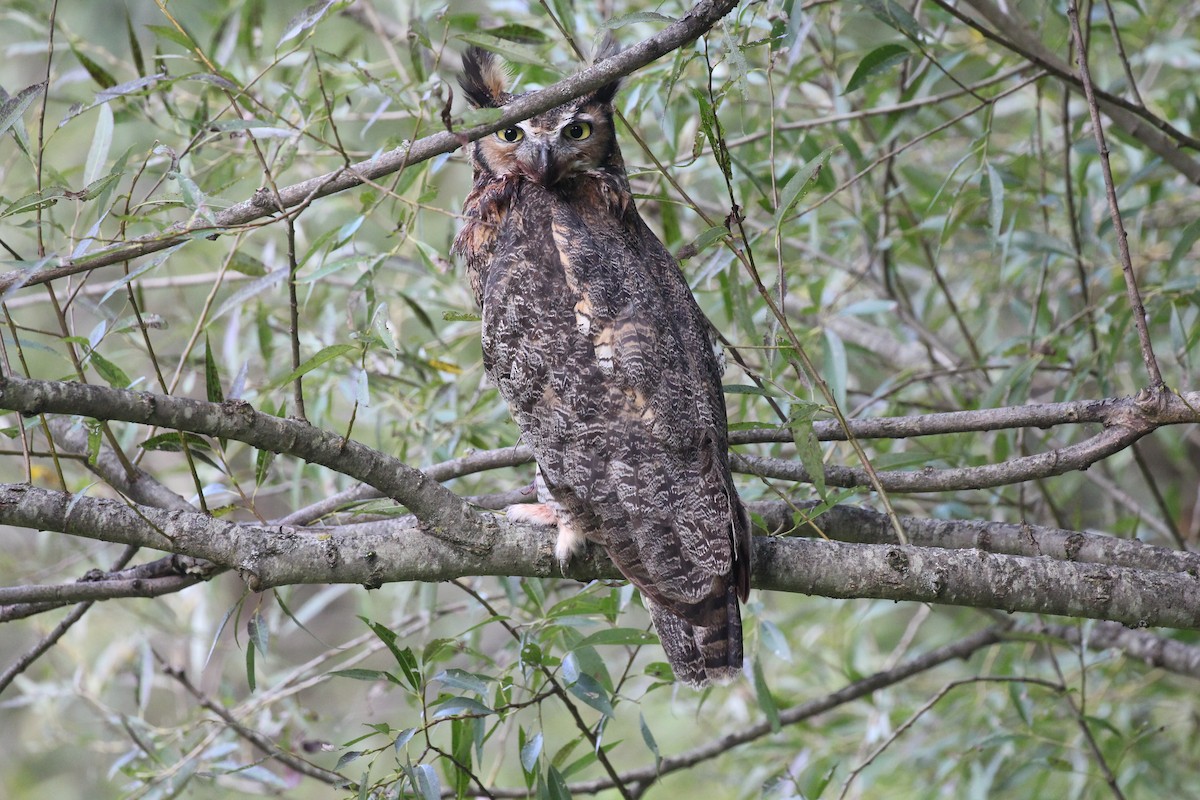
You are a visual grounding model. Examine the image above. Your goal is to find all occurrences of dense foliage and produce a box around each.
[1,0,1199,798]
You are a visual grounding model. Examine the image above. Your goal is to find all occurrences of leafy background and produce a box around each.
[1,0,1199,798]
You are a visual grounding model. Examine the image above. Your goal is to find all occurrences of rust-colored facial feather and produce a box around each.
[459,46,620,187]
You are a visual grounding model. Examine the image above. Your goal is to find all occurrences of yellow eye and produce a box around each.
[496,127,524,143]
[564,122,592,141]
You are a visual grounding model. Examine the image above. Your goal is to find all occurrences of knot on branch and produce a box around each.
[219,398,257,431]
[1133,385,1172,421]
[885,548,910,577]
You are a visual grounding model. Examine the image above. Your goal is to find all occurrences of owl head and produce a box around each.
[458,44,621,187]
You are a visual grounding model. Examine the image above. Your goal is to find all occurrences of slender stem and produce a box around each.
[1065,1,1163,390]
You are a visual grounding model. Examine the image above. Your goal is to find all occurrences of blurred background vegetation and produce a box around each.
[1,0,1199,797]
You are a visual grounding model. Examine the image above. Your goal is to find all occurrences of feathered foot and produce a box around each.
[506,501,585,573]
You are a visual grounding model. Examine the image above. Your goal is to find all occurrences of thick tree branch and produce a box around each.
[3,484,1199,631]
[0,0,740,295]
[749,501,1200,575]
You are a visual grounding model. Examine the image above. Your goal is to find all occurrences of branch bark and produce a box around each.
[4,484,1199,631]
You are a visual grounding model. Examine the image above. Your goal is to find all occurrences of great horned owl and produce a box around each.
[452,45,751,687]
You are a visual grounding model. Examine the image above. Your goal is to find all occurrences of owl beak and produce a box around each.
[532,141,560,186]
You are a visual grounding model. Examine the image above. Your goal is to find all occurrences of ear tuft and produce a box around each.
[458,47,509,108]
[589,34,621,106]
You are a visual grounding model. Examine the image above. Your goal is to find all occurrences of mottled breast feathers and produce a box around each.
[452,45,751,687]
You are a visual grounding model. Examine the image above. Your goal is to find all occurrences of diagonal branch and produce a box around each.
[940,0,1200,184]
[0,375,493,551]
[0,0,742,295]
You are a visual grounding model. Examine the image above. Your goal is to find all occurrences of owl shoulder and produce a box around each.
[453,175,522,305]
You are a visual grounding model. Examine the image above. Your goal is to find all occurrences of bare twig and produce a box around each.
[1065,0,1163,390]
[160,657,349,787]
[556,625,1011,795]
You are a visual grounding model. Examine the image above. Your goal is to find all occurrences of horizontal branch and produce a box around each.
[1017,619,1200,679]
[0,554,221,609]
[749,500,1200,575]
[4,484,1199,632]
[733,388,1200,491]
[0,573,204,605]
[0,0,739,294]
[726,393,1182,444]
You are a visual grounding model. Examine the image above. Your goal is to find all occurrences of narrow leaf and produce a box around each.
[278,0,338,47]
[574,628,659,649]
[245,639,256,691]
[1,186,68,218]
[752,659,781,732]
[432,669,489,696]
[566,673,614,717]
[83,103,113,186]
[329,668,389,681]
[521,731,543,774]
[545,765,572,800]
[70,43,117,89]
[456,33,559,70]
[679,225,727,260]
[844,43,911,94]
[484,24,551,44]
[788,401,826,497]
[247,612,269,656]
[140,431,212,453]
[774,145,838,229]
[985,161,1004,245]
[255,447,275,487]
[269,343,357,390]
[0,83,45,139]
[413,763,440,800]
[1169,217,1200,270]
[204,335,225,403]
[639,714,661,762]
[822,328,847,411]
[85,420,102,466]
[126,11,146,77]
[432,696,494,719]
[89,351,131,388]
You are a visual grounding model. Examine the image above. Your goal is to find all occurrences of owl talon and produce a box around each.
[506,502,585,574]
[506,502,558,527]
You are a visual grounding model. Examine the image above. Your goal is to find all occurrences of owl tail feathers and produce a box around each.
[647,586,744,688]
